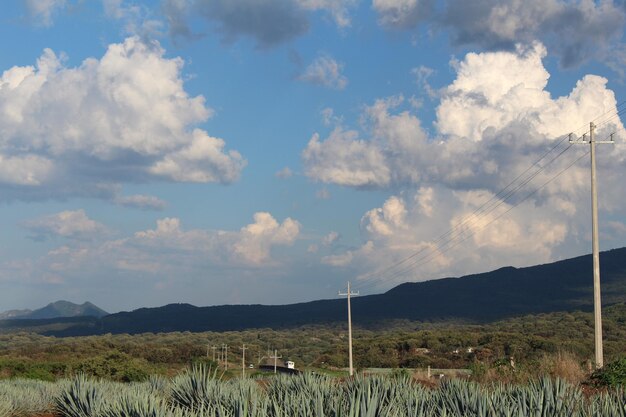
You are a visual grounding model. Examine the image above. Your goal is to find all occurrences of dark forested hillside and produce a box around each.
[5,247,626,336]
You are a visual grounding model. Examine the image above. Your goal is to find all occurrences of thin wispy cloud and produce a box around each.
[23,210,107,241]
[298,54,348,90]
[23,0,67,26]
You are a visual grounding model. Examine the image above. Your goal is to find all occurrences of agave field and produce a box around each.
[0,366,625,417]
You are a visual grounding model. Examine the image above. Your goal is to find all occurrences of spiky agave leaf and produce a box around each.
[55,374,105,417]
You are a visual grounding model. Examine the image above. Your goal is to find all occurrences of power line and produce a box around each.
[358,146,591,294]
[354,112,612,289]
[357,134,572,285]
[373,150,590,289]
[355,108,624,293]
[354,105,626,292]
[357,141,575,292]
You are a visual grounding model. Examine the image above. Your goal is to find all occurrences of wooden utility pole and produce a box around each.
[240,344,247,379]
[569,122,614,368]
[270,349,282,374]
[339,281,358,376]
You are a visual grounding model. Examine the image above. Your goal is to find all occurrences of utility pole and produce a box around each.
[240,344,247,379]
[211,346,217,362]
[339,281,359,376]
[569,122,614,369]
[270,349,282,374]
[225,344,229,371]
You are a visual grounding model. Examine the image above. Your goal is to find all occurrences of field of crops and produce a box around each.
[1,366,625,417]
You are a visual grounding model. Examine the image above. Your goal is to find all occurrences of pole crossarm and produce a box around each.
[568,132,615,144]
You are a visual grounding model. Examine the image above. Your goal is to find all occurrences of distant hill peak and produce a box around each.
[0,300,108,320]
[0,309,32,320]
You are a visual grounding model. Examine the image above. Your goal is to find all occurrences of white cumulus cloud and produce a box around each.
[232,212,301,264]
[303,43,626,290]
[303,44,623,194]
[0,37,245,201]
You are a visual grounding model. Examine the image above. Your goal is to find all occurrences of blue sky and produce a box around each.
[1,0,626,313]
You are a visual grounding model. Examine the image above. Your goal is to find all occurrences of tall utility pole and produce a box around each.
[339,281,359,376]
[240,344,247,379]
[270,349,282,374]
[570,121,614,369]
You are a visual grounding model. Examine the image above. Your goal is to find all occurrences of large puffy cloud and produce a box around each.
[305,43,626,289]
[302,95,430,187]
[304,43,623,194]
[162,0,355,47]
[436,43,615,141]
[231,213,301,264]
[0,37,245,201]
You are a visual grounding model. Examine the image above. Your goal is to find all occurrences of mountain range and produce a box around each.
[0,300,108,320]
[1,247,625,336]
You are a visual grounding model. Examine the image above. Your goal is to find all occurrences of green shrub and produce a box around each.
[75,351,150,382]
[590,357,626,387]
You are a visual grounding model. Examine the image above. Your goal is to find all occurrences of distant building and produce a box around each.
[285,360,295,369]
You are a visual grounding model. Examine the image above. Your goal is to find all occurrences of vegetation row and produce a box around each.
[2,305,626,383]
[1,365,625,417]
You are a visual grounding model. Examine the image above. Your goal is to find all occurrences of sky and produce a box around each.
[1,0,626,313]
